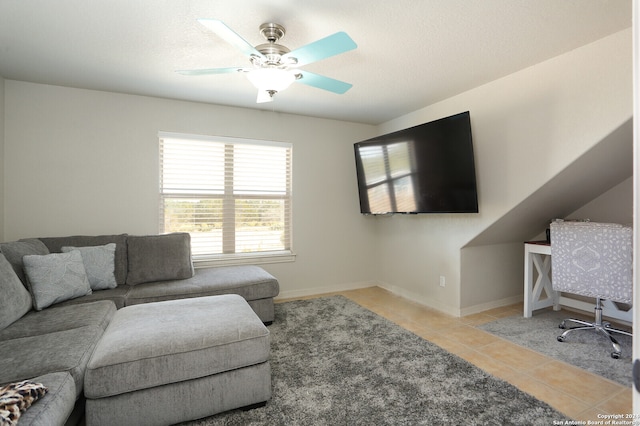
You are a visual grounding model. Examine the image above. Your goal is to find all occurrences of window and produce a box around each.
[159,132,294,265]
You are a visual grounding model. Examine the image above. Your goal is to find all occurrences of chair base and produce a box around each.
[557,298,632,359]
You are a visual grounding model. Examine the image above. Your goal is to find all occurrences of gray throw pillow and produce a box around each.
[61,243,117,291]
[0,239,50,285]
[0,253,32,331]
[126,233,194,285]
[39,234,128,285]
[23,250,92,311]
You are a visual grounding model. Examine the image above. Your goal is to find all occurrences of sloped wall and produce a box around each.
[373,29,632,315]
[460,119,632,314]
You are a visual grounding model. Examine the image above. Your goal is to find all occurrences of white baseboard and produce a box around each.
[459,295,524,317]
[277,281,524,319]
[373,283,525,318]
[276,281,378,300]
[376,282,461,317]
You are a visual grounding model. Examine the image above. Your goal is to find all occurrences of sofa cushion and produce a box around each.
[125,265,280,304]
[23,251,92,311]
[53,286,130,310]
[62,243,117,290]
[39,234,128,285]
[0,301,116,341]
[0,379,48,425]
[14,372,76,426]
[126,233,194,285]
[0,239,50,285]
[0,325,104,398]
[0,301,115,401]
[0,254,32,331]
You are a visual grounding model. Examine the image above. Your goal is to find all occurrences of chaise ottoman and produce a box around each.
[83,294,271,426]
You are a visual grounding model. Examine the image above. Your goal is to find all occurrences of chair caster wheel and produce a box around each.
[557,336,565,342]
[611,352,621,359]
[558,323,566,329]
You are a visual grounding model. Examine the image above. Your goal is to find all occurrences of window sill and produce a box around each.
[193,251,296,268]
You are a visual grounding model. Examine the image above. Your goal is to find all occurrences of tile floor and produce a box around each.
[277,286,632,421]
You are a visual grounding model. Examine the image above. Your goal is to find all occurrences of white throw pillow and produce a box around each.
[61,243,117,290]
[23,250,92,311]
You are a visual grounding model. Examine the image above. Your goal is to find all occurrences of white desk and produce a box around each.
[523,241,632,323]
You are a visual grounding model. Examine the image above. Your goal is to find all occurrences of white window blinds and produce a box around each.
[159,132,293,262]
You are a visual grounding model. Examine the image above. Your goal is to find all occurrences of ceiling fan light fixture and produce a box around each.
[246,68,296,92]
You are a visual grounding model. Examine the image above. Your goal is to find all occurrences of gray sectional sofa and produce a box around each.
[0,232,279,425]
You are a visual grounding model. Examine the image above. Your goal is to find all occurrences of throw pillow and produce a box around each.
[126,233,194,285]
[0,254,32,331]
[0,239,50,286]
[23,251,92,311]
[61,243,117,291]
[0,380,48,426]
[39,234,128,285]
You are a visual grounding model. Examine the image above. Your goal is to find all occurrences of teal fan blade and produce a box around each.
[283,32,357,67]
[197,19,265,59]
[296,70,353,94]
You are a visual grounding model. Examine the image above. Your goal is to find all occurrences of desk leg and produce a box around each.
[524,246,555,317]
[531,254,556,311]
[524,246,534,318]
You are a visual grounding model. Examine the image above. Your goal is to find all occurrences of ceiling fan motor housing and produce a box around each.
[259,23,285,43]
[255,43,289,55]
[254,23,296,67]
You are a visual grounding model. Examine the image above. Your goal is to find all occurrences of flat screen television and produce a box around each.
[354,111,478,214]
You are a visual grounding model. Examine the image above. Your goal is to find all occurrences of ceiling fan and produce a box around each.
[177,19,357,103]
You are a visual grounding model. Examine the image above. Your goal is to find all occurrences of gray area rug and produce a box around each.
[185,296,568,425]
[478,309,632,387]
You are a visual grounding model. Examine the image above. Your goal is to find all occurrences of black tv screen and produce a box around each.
[354,111,478,214]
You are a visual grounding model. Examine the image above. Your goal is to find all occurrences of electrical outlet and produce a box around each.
[439,276,446,287]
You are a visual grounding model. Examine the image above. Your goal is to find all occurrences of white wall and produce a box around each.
[568,177,633,224]
[373,29,633,315]
[3,81,378,297]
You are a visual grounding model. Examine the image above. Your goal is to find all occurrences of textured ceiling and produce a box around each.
[0,0,632,125]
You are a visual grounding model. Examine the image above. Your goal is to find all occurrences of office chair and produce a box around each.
[550,221,633,359]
